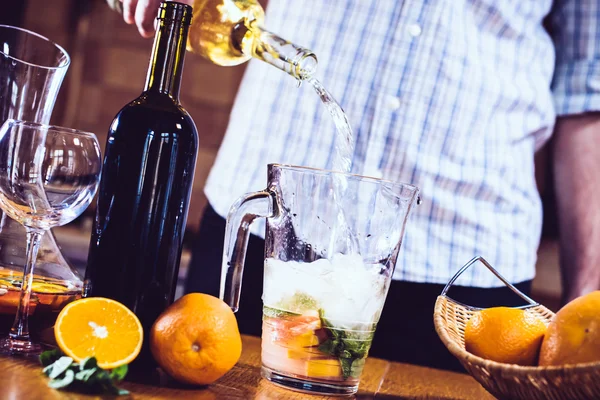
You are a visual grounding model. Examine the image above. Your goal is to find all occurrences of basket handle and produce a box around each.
[440,256,538,307]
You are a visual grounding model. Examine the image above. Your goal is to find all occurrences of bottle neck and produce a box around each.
[144,17,190,99]
[233,23,317,80]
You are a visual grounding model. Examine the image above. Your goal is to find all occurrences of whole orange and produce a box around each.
[539,291,600,366]
[150,293,242,385]
[464,306,547,366]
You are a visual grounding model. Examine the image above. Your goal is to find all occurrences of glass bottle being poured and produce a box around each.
[186,0,317,80]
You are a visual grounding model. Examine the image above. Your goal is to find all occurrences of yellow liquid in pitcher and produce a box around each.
[187,0,265,66]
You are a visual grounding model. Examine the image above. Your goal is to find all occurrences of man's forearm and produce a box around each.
[552,113,600,303]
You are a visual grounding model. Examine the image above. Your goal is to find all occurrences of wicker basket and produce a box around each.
[433,256,600,400]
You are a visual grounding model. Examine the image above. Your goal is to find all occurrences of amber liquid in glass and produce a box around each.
[0,270,80,344]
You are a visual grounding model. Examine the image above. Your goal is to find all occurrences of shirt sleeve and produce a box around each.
[549,0,600,116]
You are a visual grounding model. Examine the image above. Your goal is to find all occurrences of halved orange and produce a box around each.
[54,297,143,369]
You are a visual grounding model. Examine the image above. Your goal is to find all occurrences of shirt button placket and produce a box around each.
[407,23,422,37]
[363,3,425,181]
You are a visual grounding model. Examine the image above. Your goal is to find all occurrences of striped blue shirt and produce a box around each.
[204,0,600,287]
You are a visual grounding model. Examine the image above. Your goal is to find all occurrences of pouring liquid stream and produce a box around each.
[307,78,359,256]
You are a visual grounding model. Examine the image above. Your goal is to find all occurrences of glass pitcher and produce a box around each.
[222,164,420,395]
[0,25,79,342]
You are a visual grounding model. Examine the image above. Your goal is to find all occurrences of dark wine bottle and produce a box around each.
[85,2,197,365]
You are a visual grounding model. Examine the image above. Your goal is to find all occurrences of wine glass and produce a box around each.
[0,119,101,354]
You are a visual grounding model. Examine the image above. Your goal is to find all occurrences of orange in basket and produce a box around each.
[464,306,546,366]
[539,290,600,366]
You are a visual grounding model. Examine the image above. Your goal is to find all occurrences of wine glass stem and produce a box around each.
[9,229,44,340]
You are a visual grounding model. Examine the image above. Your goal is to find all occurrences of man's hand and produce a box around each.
[119,0,193,38]
[552,113,600,304]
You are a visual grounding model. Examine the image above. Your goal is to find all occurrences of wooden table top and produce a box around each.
[0,335,494,399]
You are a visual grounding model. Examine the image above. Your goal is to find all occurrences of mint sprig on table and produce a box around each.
[317,309,375,380]
[40,349,129,395]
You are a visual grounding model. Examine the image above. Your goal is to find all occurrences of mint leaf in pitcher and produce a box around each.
[317,309,376,379]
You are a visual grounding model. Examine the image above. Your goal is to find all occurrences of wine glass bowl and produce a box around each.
[0,119,101,354]
[0,121,101,230]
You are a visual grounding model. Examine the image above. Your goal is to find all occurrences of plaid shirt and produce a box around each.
[204,0,600,287]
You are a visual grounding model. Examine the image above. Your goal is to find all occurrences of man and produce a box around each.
[114,0,600,371]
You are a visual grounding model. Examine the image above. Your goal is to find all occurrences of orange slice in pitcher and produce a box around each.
[54,297,143,369]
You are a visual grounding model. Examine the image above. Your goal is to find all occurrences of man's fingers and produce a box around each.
[135,0,161,38]
[122,0,139,24]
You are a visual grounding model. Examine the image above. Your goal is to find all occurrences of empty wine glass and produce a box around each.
[0,119,101,354]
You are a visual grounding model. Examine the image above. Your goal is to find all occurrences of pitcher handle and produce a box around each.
[220,189,276,312]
